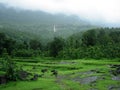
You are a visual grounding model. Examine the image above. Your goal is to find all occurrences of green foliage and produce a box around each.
[14,49,34,57]
[0,32,16,56]
[82,30,97,46]
[49,37,65,57]
[0,27,120,59]
[0,58,120,90]
[1,53,18,81]
[109,31,120,43]
[0,33,6,55]
[58,28,120,59]
[29,39,42,50]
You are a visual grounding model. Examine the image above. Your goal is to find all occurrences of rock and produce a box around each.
[108,85,120,90]
[18,70,30,80]
[73,76,98,84]
[110,70,117,76]
[108,86,114,90]
[0,75,7,84]
[112,76,120,80]
[31,74,39,81]
[51,70,58,77]
[41,69,48,73]
[110,65,120,68]
[109,64,120,76]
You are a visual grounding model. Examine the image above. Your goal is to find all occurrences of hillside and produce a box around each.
[0,4,96,44]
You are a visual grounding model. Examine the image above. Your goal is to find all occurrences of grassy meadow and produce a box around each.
[0,58,120,90]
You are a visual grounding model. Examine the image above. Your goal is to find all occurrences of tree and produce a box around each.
[109,31,120,43]
[1,53,18,81]
[49,37,65,57]
[0,33,7,55]
[97,30,111,45]
[29,39,42,50]
[4,38,16,55]
[82,30,97,47]
[0,33,16,55]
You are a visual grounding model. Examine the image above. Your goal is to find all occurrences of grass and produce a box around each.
[0,58,120,90]
[0,78,61,90]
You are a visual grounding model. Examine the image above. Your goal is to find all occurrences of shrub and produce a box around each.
[14,49,34,57]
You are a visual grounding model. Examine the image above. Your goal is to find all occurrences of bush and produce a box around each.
[14,49,34,57]
[1,55,18,81]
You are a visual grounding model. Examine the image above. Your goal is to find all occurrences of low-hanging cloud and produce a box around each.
[0,0,120,26]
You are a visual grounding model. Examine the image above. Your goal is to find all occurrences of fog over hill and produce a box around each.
[0,4,89,25]
[0,3,96,44]
[0,0,120,27]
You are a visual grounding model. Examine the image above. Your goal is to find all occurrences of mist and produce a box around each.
[0,0,120,27]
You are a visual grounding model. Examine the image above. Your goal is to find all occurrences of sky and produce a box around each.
[0,0,120,27]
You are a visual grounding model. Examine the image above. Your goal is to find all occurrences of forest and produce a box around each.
[0,27,120,59]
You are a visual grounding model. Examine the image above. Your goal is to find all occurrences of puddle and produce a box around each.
[59,61,76,64]
[57,70,100,85]
[73,76,98,84]
[75,70,97,76]
[112,76,120,81]
[108,85,120,90]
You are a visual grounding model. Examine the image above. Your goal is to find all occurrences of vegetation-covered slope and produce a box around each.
[0,3,95,44]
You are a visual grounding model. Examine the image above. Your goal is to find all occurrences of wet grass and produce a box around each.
[0,58,120,90]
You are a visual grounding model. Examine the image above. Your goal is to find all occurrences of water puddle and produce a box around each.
[59,61,76,64]
[112,76,120,81]
[73,76,98,84]
[108,85,120,90]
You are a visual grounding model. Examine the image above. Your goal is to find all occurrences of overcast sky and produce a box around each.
[0,0,120,26]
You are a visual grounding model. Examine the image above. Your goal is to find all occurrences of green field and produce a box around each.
[0,58,120,90]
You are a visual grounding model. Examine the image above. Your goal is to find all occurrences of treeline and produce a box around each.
[0,28,120,59]
[0,32,42,57]
[47,28,120,59]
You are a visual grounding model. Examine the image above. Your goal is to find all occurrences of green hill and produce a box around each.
[0,4,96,44]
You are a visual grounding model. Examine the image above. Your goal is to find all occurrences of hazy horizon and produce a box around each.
[0,0,120,27]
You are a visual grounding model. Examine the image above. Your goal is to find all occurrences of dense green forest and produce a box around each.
[0,27,120,59]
